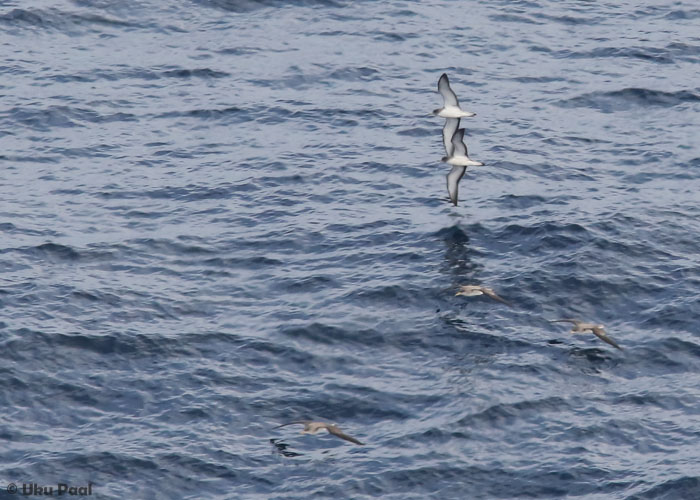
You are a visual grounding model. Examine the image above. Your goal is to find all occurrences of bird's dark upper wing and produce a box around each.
[442,118,460,157]
[592,327,622,350]
[451,128,467,157]
[438,73,459,107]
[328,426,364,445]
[446,165,466,206]
[483,289,513,307]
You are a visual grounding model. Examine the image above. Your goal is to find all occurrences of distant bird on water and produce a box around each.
[549,319,622,350]
[441,129,484,206]
[273,421,365,446]
[433,73,476,118]
[456,285,512,307]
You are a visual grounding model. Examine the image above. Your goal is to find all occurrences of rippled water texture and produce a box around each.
[1,0,700,498]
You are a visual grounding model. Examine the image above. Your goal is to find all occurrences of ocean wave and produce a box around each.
[558,88,700,112]
[0,7,139,33]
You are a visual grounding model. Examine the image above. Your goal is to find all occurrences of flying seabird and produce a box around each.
[549,319,622,350]
[456,285,512,307]
[442,129,484,206]
[433,73,476,118]
[273,421,365,446]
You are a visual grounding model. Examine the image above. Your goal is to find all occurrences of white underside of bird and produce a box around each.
[444,155,484,167]
[435,106,476,118]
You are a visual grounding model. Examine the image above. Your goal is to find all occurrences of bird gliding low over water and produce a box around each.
[441,129,484,206]
[433,73,476,118]
[550,319,623,350]
[456,285,512,307]
[273,421,365,445]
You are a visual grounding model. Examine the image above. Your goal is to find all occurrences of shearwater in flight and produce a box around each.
[273,421,365,445]
[456,285,512,307]
[433,73,476,118]
[441,128,484,206]
[549,319,623,350]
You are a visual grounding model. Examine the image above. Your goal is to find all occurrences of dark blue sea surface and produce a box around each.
[1,0,699,498]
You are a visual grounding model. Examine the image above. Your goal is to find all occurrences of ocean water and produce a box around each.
[1,0,699,498]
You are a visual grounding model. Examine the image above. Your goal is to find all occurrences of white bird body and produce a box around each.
[436,106,476,118]
[456,286,484,297]
[444,156,484,167]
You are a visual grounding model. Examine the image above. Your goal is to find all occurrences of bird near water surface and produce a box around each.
[433,73,476,118]
[549,319,623,350]
[273,421,365,446]
[434,74,483,206]
[441,128,484,206]
[456,285,512,307]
